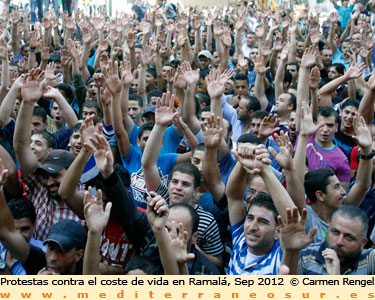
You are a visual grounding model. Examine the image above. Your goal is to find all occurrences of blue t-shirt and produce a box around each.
[121,145,179,209]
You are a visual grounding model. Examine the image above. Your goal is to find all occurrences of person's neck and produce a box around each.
[315,138,335,149]
[311,202,334,223]
[340,124,354,135]
[199,182,208,194]
[242,120,252,132]
[248,242,275,256]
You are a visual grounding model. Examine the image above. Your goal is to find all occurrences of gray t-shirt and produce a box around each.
[306,205,329,244]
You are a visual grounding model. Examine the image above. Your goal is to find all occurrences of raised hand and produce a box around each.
[29,30,40,49]
[86,132,113,178]
[84,187,111,233]
[173,67,187,90]
[221,27,232,48]
[300,101,324,137]
[268,131,294,171]
[170,222,195,264]
[260,39,272,58]
[201,114,223,149]
[147,191,169,232]
[43,86,63,99]
[140,44,154,66]
[258,114,280,140]
[346,62,366,79]
[254,55,270,75]
[352,112,372,151]
[155,92,178,127]
[301,45,318,68]
[66,39,79,61]
[45,62,59,81]
[205,68,225,99]
[310,28,320,45]
[309,66,320,90]
[119,60,134,86]
[21,68,46,103]
[279,207,317,251]
[80,115,100,150]
[61,48,70,67]
[102,61,123,95]
[280,44,290,61]
[181,61,200,85]
[232,144,271,174]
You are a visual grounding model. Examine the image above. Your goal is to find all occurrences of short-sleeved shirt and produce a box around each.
[299,242,375,275]
[305,134,350,182]
[305,205,329,244]
[121,146,178,209]
[227,218,282,275]
[24,172,85,241]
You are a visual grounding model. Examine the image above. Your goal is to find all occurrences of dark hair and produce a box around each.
[146,68,157,79]
[287,93,297,110]
[195,92,210,107]
[170,203,200,234]
[32,130,57,149]
[234,73,249,85]
[96,163,131,191]
[49,53,61,64]
[243,95,261,112]
[331,206,368,239]
[251,110,269,121]
[129,94,144,107]
[32,106,47,123]
[71,122,82,133]
[247,192,279,224]
[146,90,163,104]
[238,133,262,145]
[317,106,339,123]
[341,98,359,110]
[82,100,102,116]
[289,83,298,90]
[125,255,163,275]
[56,83,75,103]
[286,62,300,73]
[170,162,201,189]
[192,143,205,156]
[331,63,345,76]
[138,122,154,139]
[8,198,37,224]
[304,168,336,203]
[284,70,293,85]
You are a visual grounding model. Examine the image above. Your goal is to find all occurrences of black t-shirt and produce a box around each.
[334,120,357,162]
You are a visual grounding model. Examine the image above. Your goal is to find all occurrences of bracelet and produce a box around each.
[359,150,375,161]
[30,47,36,52]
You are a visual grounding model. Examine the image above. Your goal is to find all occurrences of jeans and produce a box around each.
[44,0,59,16]
[30,0,43,24]
[62,0,72,16]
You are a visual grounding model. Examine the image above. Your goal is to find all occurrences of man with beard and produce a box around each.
[282,206,375,275]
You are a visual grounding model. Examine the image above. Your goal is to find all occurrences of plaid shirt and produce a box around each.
[24,172,84,241]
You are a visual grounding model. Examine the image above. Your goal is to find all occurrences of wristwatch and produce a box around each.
[359,150,375,160]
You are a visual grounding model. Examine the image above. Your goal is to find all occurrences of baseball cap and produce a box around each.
[37,150,75,174]
[198,50,212,60]
[142,106,156,118]
[44,219,86,252]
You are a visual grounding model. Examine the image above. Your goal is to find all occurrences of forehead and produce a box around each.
[342,105,357,112]
[235,80,249,86]
[317,114,336,124]
[279,93,291,101]
[251,118,262,124]
[140,129,151,139]
[129,100,140,108]
[32,116,44,123]
[171,171,194,184]
[247,205,276,225]
[31,133,47,143]
[329,213,364,237]
[83,107,98,113]
[14,217,33,228]
[322,49,333,55]
[167,207,193,232]
[249,176,266,190]
[52,102,59,108]
[286,65,297,70]
[327,175,340,187]
[192,149,204,160]
[289,111,297,119]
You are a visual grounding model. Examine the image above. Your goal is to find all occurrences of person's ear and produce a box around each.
[75,249,84,262]
[316,190,325,202]
[192,231,199,244]
[274,225,281,240]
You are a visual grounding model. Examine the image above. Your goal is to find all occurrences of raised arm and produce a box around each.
[43,87,78,129]
[14,69,44,178]
[328,13,338,55]
[358,73,375,125]
[296,46,318,132]
[274,44,289,101]
[254,55,271,110]
[0,160,30,264]
[147,192,180,275]
[202,114,227,209]
[279,207,316,275]
[345,113,373,206]
[0,75,24,126]
[83,187,111,275]
[142,93,177,192]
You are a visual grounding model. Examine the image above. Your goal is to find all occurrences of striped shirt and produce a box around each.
[227,219,282,275]
[299,242,375,275]
[156,183,224,256]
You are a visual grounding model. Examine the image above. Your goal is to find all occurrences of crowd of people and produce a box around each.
[0,0,375,276]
